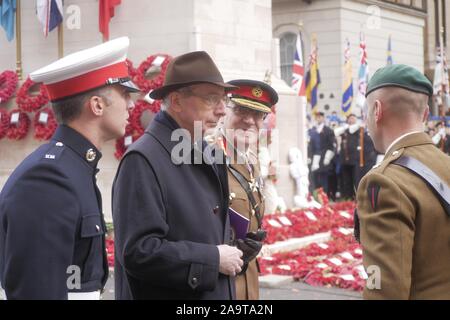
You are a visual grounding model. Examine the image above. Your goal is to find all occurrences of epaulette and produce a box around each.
[42,141,66,161]
[371,147,405,173]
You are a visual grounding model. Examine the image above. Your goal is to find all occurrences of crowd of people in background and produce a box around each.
[307,111,450,202]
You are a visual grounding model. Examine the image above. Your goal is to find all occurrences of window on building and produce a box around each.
[279,32,298,86]
[381,0,426,12]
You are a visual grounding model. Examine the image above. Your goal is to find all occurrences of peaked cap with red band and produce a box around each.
[30,37,140,102]
[226,79,278,113]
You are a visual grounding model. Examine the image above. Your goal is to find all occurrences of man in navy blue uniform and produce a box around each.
[112,51,244,300]
[0,37,138,300]
[307,112,336,196]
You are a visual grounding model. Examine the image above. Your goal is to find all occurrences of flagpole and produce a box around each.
[439,27,445,117]
[15,0,22,80]
[58,24,64,58]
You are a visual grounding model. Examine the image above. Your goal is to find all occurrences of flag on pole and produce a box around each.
[99,0,121,41]
[387,35,393,65]
[433,43,450,109]
[292,32,306,96]
[305,35,321,114]
[341,38,353,115]
[356,32,369,110]
[0,0,16,42]
[444,48,450,108]
[36,0,64,37]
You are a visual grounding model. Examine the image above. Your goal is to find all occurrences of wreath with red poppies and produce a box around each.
[134,54,172,92]
[114,123,142,160]
[130,99,161,135]
[16,77,49,112]
[0,108,9,139]
[126,58,137,79]
[114,99,161,159]
[6,108,30,140]
[33,107,58,140]
[0,70,19,104]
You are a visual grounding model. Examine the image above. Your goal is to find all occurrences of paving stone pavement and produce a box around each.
[0,273,362,300]
[101,270,362,300]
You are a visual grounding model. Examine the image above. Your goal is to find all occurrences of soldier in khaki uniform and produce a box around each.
[355,64,450,299]
[208,79,278,300]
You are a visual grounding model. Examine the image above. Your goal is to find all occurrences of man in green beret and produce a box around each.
[355,64,450,299]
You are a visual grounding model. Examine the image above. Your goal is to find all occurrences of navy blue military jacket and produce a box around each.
[340,129,377,167]
[308,125,336,172]
[0,125,108,299]
[112,111,234,300]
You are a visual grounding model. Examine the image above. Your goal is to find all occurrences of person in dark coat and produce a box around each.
[337,114,377,199]
[0,37,138,300]
[112,51,244,300]
[307,112,336,196]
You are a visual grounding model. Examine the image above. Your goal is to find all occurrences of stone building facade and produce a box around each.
[0,0,448,219]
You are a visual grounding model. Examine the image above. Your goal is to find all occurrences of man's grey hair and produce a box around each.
[160,87,192,111]
[161,95,170,111]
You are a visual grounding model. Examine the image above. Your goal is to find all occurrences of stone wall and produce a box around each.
[0,0,304,220]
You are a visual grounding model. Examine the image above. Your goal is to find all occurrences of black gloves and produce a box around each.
[235,229,266,275]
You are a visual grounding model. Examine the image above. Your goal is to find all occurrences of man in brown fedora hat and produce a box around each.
[112,51,243,300]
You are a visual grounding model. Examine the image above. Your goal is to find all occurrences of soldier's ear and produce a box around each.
[374,100,383,124]
[87,95,107,117]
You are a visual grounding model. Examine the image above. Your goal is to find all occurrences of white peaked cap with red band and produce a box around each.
[30,36,140,102]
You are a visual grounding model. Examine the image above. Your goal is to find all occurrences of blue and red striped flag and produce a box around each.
[291,33,306,97]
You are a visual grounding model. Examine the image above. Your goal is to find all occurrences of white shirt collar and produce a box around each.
[316,123,324,133]
[384,131,422,158]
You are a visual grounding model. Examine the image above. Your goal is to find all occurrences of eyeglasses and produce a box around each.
[179,88,230,108]
[227,104,267,121]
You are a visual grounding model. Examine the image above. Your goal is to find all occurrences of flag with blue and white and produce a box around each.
[37,0,63,37]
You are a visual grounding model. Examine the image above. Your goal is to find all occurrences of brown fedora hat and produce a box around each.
[149,51,237,100]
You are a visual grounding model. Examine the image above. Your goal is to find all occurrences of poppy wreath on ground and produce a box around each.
[16,77,49,112]
[6,109,30,140]
[262,201,356,244]
[258,225,365,292]
[0,70,19,104]
[134,54,172,92]
[0,108,9,139]
[33,107,58,141]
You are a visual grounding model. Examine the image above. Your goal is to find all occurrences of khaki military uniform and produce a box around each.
[228,161,265,300]
[356,132,450,299]
[206,133,265,300]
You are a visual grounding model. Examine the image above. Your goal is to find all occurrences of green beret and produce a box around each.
[366,64,433,97]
